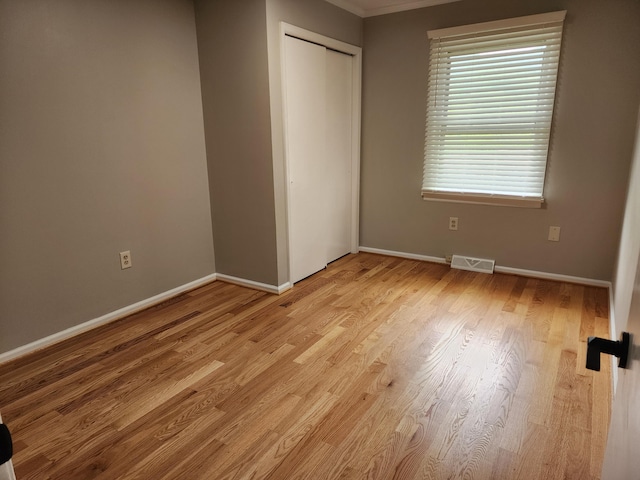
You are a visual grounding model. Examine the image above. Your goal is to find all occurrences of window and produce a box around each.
[423,12,566,207]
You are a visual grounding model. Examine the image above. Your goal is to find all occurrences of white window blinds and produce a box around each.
[423,12,566,207]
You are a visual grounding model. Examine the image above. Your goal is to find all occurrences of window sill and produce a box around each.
[421,191,544,208]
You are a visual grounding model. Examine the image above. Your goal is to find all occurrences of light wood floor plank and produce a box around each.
[0,253,611,479]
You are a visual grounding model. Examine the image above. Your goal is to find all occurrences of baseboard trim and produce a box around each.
[494,266,611,288]
[0,273,218,365]
[358,246,448,265]
[216,274,292,295]
[358,246,610,287]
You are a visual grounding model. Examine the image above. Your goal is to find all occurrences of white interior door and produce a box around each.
[601,245,640,479]
[325,49,353,264]
[600,113,640,479]
[284,36,328,284]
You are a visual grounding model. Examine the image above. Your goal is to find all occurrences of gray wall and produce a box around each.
[266,0,363,285]
[194,0,361,288]
[195,0,279,286]
[0,0,214,353]
[360,0,640,280]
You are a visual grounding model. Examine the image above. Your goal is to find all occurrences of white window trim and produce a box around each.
[421,191,543,208]
[427,11,566,40]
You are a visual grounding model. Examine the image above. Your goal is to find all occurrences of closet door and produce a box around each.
[284,36,328,284]
[325,49,353,263]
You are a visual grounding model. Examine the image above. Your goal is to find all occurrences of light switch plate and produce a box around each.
[548,226,561,242]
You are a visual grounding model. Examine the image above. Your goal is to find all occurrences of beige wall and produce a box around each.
[266,0,362,285]
[0,0,214,354]
[360,0,640,280]
[195,0,279,285]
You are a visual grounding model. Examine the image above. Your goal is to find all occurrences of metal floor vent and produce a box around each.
[450,255,495,274]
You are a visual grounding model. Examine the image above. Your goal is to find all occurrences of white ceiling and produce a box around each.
[324,0,462,17]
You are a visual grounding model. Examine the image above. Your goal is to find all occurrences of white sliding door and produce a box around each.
[284,36,328,284]
[284,34,356,284]
[325,49,353,264]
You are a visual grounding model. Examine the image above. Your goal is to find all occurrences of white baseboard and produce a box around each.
[358,246,448,265]
[0,269,295,365]
[0,273,217,365]
[358,246,610,287]
[494,266,611,288]
[216,273,292,295]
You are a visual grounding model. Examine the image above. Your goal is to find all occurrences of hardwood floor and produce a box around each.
[0,253,611,479]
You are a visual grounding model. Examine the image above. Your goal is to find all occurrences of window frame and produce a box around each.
[422,11,566,208]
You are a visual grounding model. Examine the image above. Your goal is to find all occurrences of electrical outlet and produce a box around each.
[548,226,561,242]
[120,250,132,269]
[445,254,453,264]
[449,217,458,231]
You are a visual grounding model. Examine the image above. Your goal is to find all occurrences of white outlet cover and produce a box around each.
[548,226,561,242]
[120,250,132,269]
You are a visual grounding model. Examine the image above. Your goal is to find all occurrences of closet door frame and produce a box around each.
[280,22,362,285]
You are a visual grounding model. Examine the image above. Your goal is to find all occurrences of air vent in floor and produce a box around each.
[450,255,495,274]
